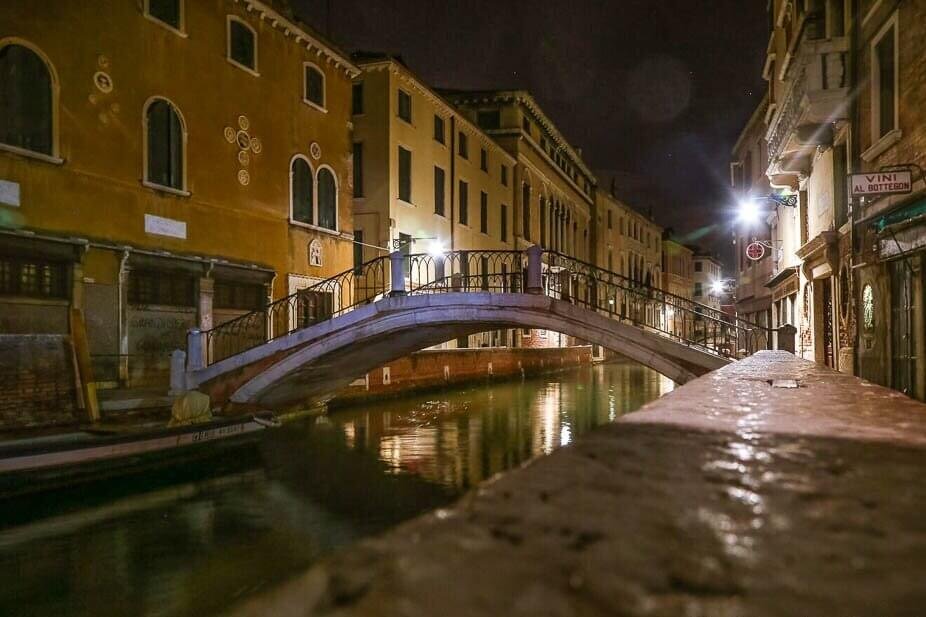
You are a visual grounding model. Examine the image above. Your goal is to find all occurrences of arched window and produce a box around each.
[227,16,257,73]
[0,43,54,156]
[316,167,337,231]
[291,156,314,225]
[145,98,185,191]
[304,63,325,110]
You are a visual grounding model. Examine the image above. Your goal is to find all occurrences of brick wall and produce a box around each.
[0,335,80,429]
[331,346,593,405]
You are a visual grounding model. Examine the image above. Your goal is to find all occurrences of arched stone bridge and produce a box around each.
[175,248,784,410]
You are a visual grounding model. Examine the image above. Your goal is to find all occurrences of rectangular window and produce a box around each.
[459,180,469,225]
[304,65,325,108]
[476,109,500,130]
[0,257,67,299]
[458,131,468,158]
[501,204,508,242]
[694,282,703,297]
[874,22,897,139]
[352,142,363,197]
[399,232,411,276]
[128,270,194,307]
[352,82,363,115]
[480,191,488,234]
[434,166,445,216]
[500,165,508,186]
[433,115,445,144]
[607,209,612,230]
[214,280,264,310]
[353,230,364,273]
[522,116,531,135]
[228,19,256,71]
[398,89,412,123]
[694,261,702,272]
[480,148,488,172]
[147,0,181,30]
[398,146,411,202]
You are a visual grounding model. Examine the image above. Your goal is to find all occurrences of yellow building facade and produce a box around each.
[0,0,359,386]
[351,56,517,260]
[595,190,663,285]
[445,90,597,262]
[350,55,519,349]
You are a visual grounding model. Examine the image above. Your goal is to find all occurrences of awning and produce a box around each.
[873,197,926,232]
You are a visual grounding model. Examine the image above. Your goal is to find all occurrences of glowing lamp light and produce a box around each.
[737,199,760,225]
[710,280,726,295]
[427,242,446,258]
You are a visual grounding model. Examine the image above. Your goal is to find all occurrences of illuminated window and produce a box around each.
[862,284,874,330]
[0,257,67,299]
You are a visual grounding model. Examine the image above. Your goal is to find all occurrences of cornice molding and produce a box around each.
[358,60,517,166]
[235,0,360,78]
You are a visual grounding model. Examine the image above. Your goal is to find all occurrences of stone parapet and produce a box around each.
[228,351,926,616]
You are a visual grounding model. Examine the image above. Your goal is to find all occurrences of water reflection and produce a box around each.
[0,361,670,617]
[330,361,673,491]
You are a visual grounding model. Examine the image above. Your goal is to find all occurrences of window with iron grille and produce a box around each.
[128,270,195,306]
[214,280,264,310]
[0,257,67,299]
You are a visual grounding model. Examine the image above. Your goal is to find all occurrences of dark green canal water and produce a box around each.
[0,362,672,617]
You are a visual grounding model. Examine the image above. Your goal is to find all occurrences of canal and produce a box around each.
[0,361,673,617]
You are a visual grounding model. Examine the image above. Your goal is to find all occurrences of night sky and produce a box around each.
[295,1,769,267]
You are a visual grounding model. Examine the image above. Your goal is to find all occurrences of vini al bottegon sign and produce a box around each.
[849,170,913,198]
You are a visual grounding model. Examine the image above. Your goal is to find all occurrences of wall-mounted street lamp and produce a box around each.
[736,193,798,225]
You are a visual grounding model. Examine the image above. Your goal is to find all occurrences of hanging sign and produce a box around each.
[849,170,913,198]
[745,242,766,261]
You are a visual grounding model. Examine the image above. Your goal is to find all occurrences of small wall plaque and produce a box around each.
[144,214,187,239]
[0,179,20,207]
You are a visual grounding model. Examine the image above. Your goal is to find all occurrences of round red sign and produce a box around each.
[745,242,766,261]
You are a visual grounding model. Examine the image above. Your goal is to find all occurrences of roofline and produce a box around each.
[442,89,596,184]
[356,58,517,166]
[242,0,360,77]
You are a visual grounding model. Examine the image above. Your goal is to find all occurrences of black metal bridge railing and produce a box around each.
[192,248,775,368]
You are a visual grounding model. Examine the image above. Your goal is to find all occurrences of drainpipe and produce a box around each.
[449,115,456,251]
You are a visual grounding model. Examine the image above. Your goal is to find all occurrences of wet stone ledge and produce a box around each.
[228,351,926,617]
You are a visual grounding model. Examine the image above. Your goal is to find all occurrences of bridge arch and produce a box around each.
[189,293,728,410]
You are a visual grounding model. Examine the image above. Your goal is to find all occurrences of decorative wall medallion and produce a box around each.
[308,239,322,267]
[93,71,113,93]
[224,115,262,187]
[309,142,322,160]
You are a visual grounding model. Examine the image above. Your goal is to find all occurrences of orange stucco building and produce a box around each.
[0,0,359,386]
